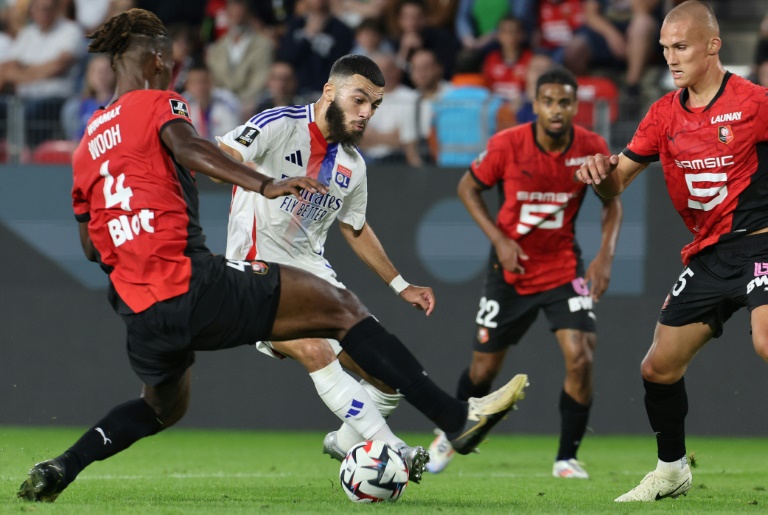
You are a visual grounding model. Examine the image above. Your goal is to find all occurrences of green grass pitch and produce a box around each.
[2,427,767,513]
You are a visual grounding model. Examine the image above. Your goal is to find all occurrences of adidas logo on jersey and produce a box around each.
[284,150,303,167]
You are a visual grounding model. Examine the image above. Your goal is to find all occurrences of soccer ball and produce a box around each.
[339,440,408,503]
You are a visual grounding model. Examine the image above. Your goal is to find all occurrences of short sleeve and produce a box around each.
[216,121,271,163]
[469,132,508,188]
[624,100,661,163]
[338,174,367,230]
[154,91,194,134]
[72,183,90,222]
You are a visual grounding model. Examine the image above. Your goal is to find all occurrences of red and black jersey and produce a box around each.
[625,72,768,265]
[72,89,208,314]
[470,122,609,295]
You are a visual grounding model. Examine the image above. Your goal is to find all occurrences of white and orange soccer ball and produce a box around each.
[339,440,408,503]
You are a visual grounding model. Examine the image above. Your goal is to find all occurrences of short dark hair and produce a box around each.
[329,54,385,87]
[535,66,578,97]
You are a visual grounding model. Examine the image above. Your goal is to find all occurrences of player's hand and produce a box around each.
[399,284,435,316]
[585,252,612,302]
[576,154,619,185]
[495,237,528,274]
[261,177,328,199]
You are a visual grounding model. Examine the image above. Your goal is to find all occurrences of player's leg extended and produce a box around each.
[552,329,595,479]
[18,370,190,502]
[273,264,527,455]
[615,322,711,502]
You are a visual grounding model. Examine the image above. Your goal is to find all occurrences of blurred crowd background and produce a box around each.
[0,0,764,166]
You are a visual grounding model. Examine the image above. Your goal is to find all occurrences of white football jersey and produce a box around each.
[217,104,367,284]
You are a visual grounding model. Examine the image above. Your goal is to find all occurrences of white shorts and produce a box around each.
[254,261,346,360]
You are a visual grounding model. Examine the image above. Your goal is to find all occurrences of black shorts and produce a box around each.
[472,264,596,353]
[122,255,281,386]
[659,232,768,338]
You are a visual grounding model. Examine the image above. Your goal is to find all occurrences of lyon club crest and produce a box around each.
[717,125,733,144]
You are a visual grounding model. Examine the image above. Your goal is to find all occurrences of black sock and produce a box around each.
[644,378,687,462]
[456,368,491,401]
[341,316,466,433]
[58,399,163,484]
[556,390,591,461]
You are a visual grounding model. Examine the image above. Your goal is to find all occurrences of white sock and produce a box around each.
[656,455,688,476]
[309,361,387,442]
[336,379,405,451]
[361,379,403,419]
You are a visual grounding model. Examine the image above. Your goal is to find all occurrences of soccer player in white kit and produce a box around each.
[217,55,440,482]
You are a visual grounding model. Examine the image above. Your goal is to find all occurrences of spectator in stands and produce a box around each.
[254,61,303,113]
[168,24,196,93]
[409,48,449,163]
[564,0,662,107]
[135,0,206,26]
[206,0,272,115]
[0,0,85,145]
[0,25,11,63]
[431,49,512,167]
[483,15,553,114]
[351,17,394,57]
[532,0,586,64]
[72,0,111,33]
[61,54,115,140]
[455,0,536,50]
[106,0,137,20]
[182,63,241,142]
[753,12,768,85]
[515,51,556,123]
[276,0,354,97]
[330,0,386,29]
[390,0,461,81]
[359,52,421,166]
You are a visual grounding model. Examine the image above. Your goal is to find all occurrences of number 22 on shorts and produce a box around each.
[475,297,500,328]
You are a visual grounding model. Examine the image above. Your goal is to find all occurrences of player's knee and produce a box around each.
[334,288,369,326]
[470,357,502,384]
[752,332,768,361]
[295,339,337,370]
[639,355,679,383]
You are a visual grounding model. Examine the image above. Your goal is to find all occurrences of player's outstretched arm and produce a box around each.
[458,171,528,274]
[339,221,435,316]
[575,152,648,198]
[160,121,327,199]
[585,195,622,302]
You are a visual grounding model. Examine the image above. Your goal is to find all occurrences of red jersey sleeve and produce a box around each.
[624,97,663,163]
[153,91,194,133]
[72,184,90,222]
[469,131,510,187]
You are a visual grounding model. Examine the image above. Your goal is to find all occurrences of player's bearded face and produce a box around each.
[326,98,365,147]
[534,83,576,140]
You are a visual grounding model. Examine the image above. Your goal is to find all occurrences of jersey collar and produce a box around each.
[532,122,574,156]
[679,71,732,113]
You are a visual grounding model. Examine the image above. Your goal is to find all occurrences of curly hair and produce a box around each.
[87,8,169,59]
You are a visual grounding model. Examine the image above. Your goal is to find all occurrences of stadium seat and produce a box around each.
[31,139,77,164]
[574,77,619,130]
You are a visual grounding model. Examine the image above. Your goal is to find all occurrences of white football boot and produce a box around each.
[614,464,692,502]
[552,459,589,479]
[426,429,456,474]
